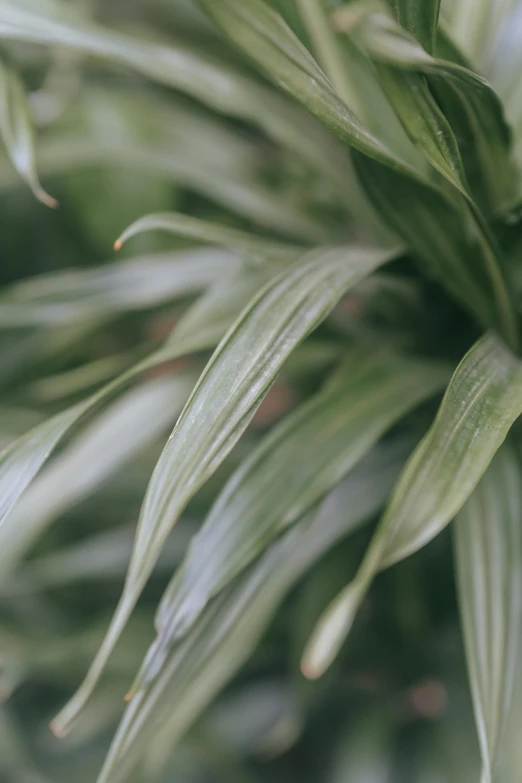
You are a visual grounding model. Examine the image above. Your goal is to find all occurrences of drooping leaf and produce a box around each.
[301,333,522,678]
[51,243,397,737]
[0,57,56,207]
[454,443,522,783]
[113,212,304,260]
[0,248,241,328]
[149,347,448,671]
[0,375,194,580]
[0,0,352,192]
[0,402,89,526]
[0,259,267,536]
[0,81,330,239]
[93,440,408,783]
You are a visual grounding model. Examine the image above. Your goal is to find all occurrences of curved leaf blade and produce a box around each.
[51,243,397,737]
[301,333,522,678]
[0,249,241,328]
[0,260,266,536]
[0,375,194,579]
[149,348,448,665]
[113,212,303,259]
[0,57,56,207]
[94,441,408,783]
[0,0,351,191]
[389,0,441,53]
[335,7,515,213]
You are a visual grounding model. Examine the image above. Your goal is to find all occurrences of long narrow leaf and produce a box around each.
[0,375,194,579]
[113,212,304,259]
[0,249,241,328]
[301,333,522,678]
[454,443,522,783]
[0,57,56,207]
[0,0,351,192]
[94,441,408,783]
[51,243,397,737]
[206,0,517,346]
[335,7,515,213]
[148,347,448,676]
[0,260,267,535]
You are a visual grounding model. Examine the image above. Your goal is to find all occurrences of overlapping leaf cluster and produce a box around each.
[1,1,522,782]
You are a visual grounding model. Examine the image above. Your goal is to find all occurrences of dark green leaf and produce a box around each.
[301,333,522,678]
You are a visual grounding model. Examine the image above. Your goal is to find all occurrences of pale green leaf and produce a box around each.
[5,522,193,595]
[0,82,329,238]
[454,443,522,782]
[149,347,448,668]
[0,57,56,207]
[93,441,407,783]
[0,0,352,193]
[0,375,194,580]
[301,333,522,678]
[0,249,240,328]
[114,212,304,260]
[0,259,262,537]
[51,243,396,737]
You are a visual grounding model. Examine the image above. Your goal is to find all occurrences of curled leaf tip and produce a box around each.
[124,681,140,702]
[49,718,68,739]
[300,660,323,681]
[34,186,59,209]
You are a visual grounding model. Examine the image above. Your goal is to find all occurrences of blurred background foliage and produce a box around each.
[0,1,522,782]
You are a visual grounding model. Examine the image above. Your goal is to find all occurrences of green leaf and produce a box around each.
[198,0,419,174]
[331,8,517,346]
[336,7,515,213]
[389,0,441,54]
[0,258,264,537]
[351,153,502,337]
[148,347,448,673]
[0,83,329,239]
[0,249,241,328]
[209,0,517,347]
[6,522,192,595]
[51,243,397,737]
[301,333,522,678]
[0,0,351,193]
[454,443,522,783]
[0,375,194,580]
[92,441,408,783]
[113,212,304,260]
[0,402,89,526]
[0,57,56,207]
